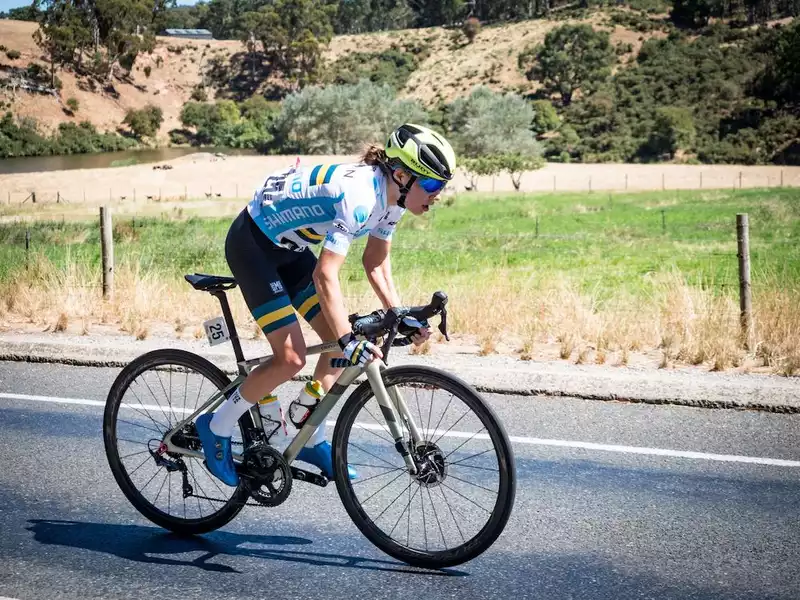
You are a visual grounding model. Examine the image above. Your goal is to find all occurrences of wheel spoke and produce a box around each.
[420,480,428,551]
[155,370,179,428]
[374,480,414,524]
[446,472,498,495]
[348,441,402,470]
[126,453,153,477]
[438,484,466,544]
[431,407,473,447]
[427,486,447,550]
[429,393,454,443]
[352,466,406,486]
[413,387,426,443]
[440,481,492,514]
[119,449,150,460]
[353,417,394,445]
[359,469,409,506]
[138,375,173,429]
[152,471,169,506]
[446,446,493,465]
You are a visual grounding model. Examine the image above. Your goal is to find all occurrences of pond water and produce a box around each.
[0,147,259,175]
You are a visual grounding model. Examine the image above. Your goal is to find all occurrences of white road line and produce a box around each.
[2,392,799,468]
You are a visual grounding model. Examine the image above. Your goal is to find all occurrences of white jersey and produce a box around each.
[247,161,404,256]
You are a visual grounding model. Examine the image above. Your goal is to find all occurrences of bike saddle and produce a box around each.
[184,273,238,292]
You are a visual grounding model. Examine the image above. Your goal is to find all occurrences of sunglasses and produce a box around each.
[417,176,447,194]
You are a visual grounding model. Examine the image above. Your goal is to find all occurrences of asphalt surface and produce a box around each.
[1,361,799,600]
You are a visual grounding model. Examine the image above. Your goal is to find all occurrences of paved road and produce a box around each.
[0,361,798,600]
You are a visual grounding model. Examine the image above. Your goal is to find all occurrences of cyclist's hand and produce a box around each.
[401,316,431,346]
[339,334,383,366]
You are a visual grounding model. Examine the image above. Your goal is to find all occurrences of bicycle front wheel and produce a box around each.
[103,349,251,535]
[332,365,516,569]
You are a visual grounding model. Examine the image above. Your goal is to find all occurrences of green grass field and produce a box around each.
[1,187,798,372]
[1,187,798,296]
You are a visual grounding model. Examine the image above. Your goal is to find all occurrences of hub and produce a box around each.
[413,442,447,487]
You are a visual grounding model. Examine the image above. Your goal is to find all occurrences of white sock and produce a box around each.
[210,386,254,438]
[306,421,326,448]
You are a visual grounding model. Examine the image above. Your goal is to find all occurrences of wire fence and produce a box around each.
[4,208,797,301]
[2,166,800,206]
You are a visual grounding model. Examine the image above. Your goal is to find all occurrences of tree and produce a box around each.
[123,104,163,139]
[5,5,41,21]
[32,0,166,83]
[520,24,615,106]
[530,99,560,134]
[241,0,335,85]
[273,80,426,154]
[33,1,91,88]
[447,86,543,159]
[645,107,696,159]
[756,20,800,107]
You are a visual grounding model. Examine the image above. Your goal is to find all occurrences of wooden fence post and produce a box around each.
[25,229,30,270]
[737,213,752,350]
[100,206,114,301]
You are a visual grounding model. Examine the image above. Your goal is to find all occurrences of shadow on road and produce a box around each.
[26,519,466,577]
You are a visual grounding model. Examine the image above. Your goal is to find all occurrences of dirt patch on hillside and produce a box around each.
[1,12,669,137]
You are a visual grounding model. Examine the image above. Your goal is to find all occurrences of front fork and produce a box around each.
[364,361,422,475]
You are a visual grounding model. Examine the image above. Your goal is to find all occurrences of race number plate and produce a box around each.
[203,316,230,346]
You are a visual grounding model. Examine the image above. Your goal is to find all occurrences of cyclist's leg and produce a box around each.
[197,209,308,485]
[281,250,343,392]
[281,250,357,478]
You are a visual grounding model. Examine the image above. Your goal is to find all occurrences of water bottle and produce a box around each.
[289,380,323,428]
[258,394,288,445]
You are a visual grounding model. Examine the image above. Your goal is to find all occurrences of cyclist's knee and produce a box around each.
[274,348,306,377]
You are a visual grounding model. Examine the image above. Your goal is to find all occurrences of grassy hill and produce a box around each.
[0,12,661,139]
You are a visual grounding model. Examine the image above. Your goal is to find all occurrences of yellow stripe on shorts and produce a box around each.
[256,304,295,330]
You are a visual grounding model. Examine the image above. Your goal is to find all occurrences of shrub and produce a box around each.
[143,65,152,78]
[190,85,208,101]
[123,104,163,139]
[66,97,79,113]
[462,17,481,43]
[6,49,21,60]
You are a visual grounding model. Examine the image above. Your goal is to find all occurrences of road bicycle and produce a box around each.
[103,273,516,568]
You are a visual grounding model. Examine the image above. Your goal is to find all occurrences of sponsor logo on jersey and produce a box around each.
[270,280,285,294]
[377,228,392,237]
[265,204,326,228]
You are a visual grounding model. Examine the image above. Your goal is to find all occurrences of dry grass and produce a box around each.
[409,338,432,355]
[54,312,68,332]
[1,255,799,374]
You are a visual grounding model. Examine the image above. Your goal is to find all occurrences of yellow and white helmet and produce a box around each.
[385,123,456,182]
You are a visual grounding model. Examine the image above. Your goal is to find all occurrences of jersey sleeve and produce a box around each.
[323,222,354,255]
[370,207,405,242]
[322,193,357,256]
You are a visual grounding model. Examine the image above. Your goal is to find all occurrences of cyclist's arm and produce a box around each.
[362,235,401,310]
[313,248,353,341]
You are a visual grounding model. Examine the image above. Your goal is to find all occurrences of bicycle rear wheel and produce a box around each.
[332,365,516,569]
[103,349,251,535]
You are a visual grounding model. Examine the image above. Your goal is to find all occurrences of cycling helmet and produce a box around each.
[385,123,456,207]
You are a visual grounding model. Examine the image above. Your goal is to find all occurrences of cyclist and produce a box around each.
[196,124,457,486]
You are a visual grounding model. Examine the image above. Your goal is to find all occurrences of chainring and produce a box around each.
[239,443,292,507]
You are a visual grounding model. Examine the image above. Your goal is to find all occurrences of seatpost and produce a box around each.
[211,290,247,376]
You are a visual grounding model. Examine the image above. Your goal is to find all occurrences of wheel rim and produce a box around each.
[112,361,244,521]
[342,379,507,556]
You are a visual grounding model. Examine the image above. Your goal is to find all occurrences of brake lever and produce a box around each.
[438,307,450,341]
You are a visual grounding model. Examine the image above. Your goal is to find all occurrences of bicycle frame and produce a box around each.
[161,341,422,475]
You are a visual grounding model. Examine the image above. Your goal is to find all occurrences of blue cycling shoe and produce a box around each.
[195,414,239,487]
[296,441,357,480]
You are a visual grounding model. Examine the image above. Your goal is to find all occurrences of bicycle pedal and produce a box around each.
[290,467,328,487]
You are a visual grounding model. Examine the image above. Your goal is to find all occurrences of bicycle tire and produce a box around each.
[103,349,251,535]
[332,365,516,569]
